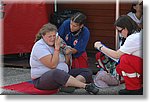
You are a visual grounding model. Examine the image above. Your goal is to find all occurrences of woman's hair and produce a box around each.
[130,1,143,13]
[71,12,86,25]
[114,15,141,37]
[35,23,57,42]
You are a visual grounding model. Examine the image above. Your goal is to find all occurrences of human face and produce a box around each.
[70,20,83,32]
[42,31,56,46]
[116,26,128,38]
[134,3,143,14]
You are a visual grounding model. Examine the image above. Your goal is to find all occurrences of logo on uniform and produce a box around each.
[73,39,78,46]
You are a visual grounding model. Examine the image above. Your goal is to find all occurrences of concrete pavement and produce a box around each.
[1,67,125,95]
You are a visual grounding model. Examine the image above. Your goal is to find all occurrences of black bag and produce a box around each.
[50,9,80,28]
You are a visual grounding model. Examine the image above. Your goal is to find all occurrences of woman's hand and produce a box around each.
[55,35,61,50]
[94,41,103,50]
[65,48,72,55]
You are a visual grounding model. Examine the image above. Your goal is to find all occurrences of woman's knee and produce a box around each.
[120,54,129,63]
[85,68,93,76]
[80,68,93,83]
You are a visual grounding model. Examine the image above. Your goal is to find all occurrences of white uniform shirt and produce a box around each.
[119,31,142,58]
[30,39,69,79]
[127,12,143,25]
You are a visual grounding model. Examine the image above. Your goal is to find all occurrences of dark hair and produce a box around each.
[130,1,143,13]
[114,15,141,37]
[35,23,57,42]
[71,12,86,25]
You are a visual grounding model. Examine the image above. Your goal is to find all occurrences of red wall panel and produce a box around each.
[3,3,53,54]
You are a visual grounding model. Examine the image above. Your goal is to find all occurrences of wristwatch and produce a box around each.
[99,45,103,51]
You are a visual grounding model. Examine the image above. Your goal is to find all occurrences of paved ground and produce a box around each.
[1,67,125,95]
[1,53,125,95]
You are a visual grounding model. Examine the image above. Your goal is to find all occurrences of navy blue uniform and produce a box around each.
[58,19,90,68]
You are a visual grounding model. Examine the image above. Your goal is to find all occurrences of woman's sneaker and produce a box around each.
[85,83,99,95]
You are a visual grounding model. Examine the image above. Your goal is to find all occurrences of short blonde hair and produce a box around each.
[35,23,57,42]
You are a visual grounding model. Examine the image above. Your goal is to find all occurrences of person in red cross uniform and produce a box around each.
[58,12,90,69]
[94,15,143,95]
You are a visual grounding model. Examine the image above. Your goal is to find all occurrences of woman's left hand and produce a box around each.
[65,48,72,55]
[55,36,61,50]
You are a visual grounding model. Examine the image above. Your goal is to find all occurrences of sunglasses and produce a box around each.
[118,29,124,33]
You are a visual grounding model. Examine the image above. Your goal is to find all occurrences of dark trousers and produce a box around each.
[33,68,93,90]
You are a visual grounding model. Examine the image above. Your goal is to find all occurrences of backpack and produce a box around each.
[50,9,80,28]
[94,52,120,88]
[95,52,117,76]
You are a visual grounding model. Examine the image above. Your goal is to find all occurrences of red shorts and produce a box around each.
[72,52,88,68]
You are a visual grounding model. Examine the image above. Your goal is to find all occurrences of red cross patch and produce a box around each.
[73,40,78,46]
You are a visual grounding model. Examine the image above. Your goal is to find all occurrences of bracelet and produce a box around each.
[99,45,103,51]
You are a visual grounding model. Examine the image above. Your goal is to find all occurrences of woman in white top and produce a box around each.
[120,1,143,46]
[94,15,142,95]
[30,23,99,94]
[127,1,143,29]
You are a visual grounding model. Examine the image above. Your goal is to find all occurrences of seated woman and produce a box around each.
[30,23,99,94]
[94,15,143,95]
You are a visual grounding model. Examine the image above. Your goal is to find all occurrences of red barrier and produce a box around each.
[3,2,53,54]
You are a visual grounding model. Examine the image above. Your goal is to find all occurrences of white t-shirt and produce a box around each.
[30,39,69,79]
[119,31,142,58]
[127,12,143,25]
